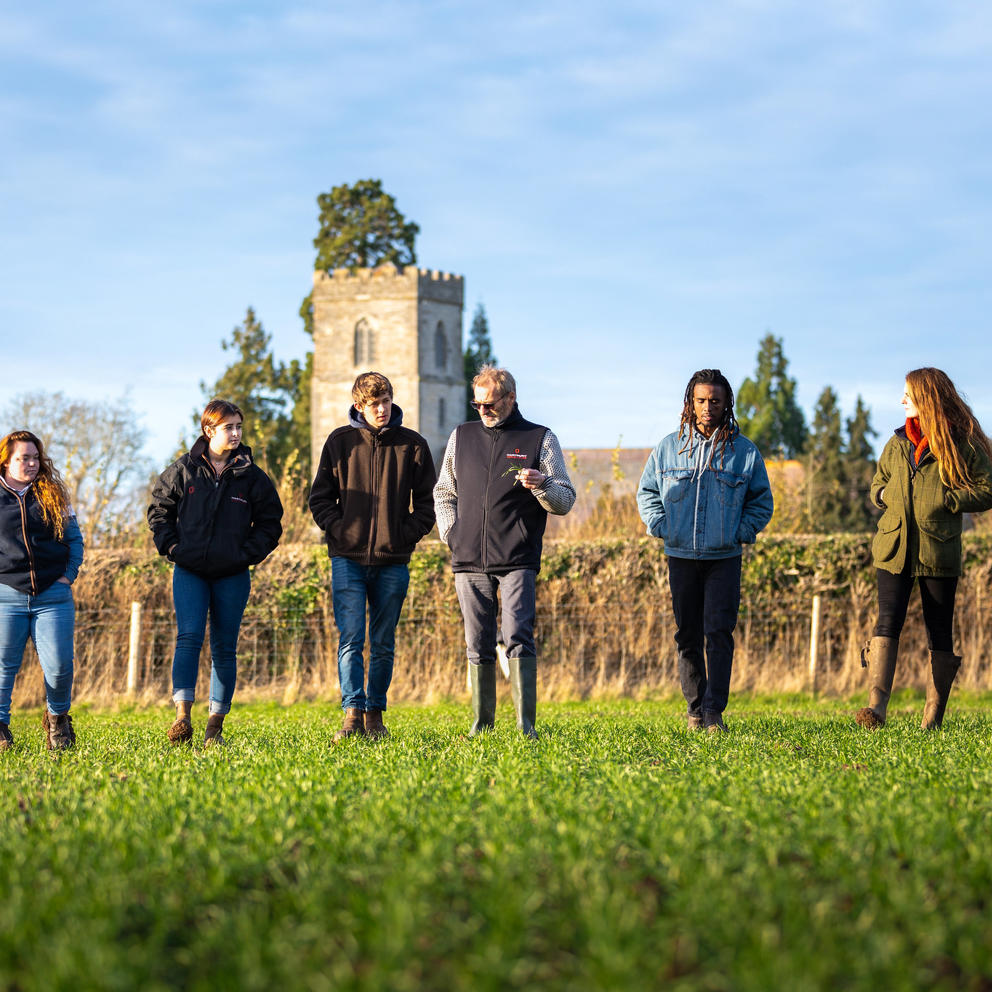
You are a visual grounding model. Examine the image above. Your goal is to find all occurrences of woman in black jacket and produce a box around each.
[148,400,282,745]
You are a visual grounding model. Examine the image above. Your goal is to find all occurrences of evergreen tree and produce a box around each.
[463,303,497,419]
[299,179,420,337]
[805,386,847,532]
[200,308,296,476]
[842,395,879,531]
[737,334,807,458]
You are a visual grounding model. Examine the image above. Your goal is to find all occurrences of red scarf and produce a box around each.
[905,417,930,463]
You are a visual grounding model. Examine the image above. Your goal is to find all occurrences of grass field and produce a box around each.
[2,696,991,991]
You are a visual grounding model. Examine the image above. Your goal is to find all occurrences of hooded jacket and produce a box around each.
[147,438,283,579]
[870,426,992,577]
[308,403,436,566]
[637,425,773,560]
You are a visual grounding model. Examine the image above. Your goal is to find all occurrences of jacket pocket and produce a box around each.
[918,522,961,572]
[715,470,746,508]
[661,470,694,505]
[871,514,902,565]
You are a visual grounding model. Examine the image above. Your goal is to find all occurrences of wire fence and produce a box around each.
[14,589,990,709]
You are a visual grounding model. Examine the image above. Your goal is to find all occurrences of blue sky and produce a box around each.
[2,0,990,464]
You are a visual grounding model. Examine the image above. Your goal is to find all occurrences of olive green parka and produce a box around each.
[870,426,992,577]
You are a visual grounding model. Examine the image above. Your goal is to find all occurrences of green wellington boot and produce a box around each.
[921,650,962,730]
[508,656,538,739]
[855,636,899,729]
[469,663,497,736]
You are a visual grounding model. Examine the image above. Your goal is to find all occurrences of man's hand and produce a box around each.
[518,469,546,490]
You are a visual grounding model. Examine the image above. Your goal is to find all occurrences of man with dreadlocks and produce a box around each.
[637,369,773,732]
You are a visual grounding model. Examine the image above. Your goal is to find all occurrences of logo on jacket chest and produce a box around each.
[506,448,528,462]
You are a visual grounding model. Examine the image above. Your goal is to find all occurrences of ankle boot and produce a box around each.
[508,656,538,739]
[204,714,226,746]
[855,636,899,729]
[43,711,76,750]
[364,708,389,739]
[921,651,962,730]
[334,708,366,743]
[469,663,497,736]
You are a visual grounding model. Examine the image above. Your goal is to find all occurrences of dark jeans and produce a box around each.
[454,570,537,666]
[668,555,742,716]
[331,557,410,711]
[874,568,957,652]
[171,566,251,715]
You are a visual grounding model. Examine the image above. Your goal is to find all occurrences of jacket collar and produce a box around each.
[349,403,404,433]
[484,403,525,432]
[190,436,253,473]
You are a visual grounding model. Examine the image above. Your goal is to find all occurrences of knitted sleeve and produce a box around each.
[433,430,459,542]
[533,430,577,516]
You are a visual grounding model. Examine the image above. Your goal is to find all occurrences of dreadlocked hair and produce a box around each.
[677,369,739,468]
[905,368,992,495]
[0,430,72,541]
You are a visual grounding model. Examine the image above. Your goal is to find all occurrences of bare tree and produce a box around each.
[3,391,153,545]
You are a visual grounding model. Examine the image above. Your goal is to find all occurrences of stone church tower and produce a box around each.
[310,264,465,467]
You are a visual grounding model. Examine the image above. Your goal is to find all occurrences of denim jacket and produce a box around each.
[637,426,773,560]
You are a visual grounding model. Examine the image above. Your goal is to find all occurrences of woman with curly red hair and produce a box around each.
[0,430,84,751]
[857,368,992,730]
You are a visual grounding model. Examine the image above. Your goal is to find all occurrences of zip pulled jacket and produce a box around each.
[871,425,992,577]
[147,438,283,580]
[0,479,84,595]
[433,405,576,574]
[637,425,773,560]
[308,404,437,566]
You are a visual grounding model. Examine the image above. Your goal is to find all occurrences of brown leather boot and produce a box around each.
[364,709,389,739]
[42,711,76,750]
[855,636,899,729]
[0,722,13,751]
[921,651,962,730]
[204,714,226,747]
[334,708,366,743]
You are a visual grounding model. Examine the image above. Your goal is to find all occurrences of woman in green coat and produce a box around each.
[856,368,992,730]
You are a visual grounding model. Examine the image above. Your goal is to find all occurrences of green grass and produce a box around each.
[2,697,992,991]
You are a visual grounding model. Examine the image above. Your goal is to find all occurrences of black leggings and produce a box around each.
[873,568,958,652]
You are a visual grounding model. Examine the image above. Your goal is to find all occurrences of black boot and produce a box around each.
[508,656,538,739]
[469,663,497,736]
[921,651,962,730]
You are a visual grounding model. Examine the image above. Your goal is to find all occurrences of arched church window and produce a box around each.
[354,318,374,366]
[434,321,448,370]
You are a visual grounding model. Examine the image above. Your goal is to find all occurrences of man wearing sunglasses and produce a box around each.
[434,365,576,738]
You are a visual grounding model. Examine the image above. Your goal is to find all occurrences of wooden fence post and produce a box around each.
[127,601,142,695]
[808,594,821,693]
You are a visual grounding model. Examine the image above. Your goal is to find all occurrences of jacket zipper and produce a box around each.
[367,432,381,561]
[16,491,39,595]
[482,428,500,572]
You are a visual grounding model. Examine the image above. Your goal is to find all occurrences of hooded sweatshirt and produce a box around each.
[309,403,436,566]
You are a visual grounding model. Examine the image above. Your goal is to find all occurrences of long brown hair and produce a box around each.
[0,430,73,539]
[906,368,992,493]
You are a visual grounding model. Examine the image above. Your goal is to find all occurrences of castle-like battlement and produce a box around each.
[313,264,463,302]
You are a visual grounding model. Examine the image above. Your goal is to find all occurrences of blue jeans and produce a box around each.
[668,555,742,716]
[171,566,251,716]
[331,557,410,711]
[0,580,75,724]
